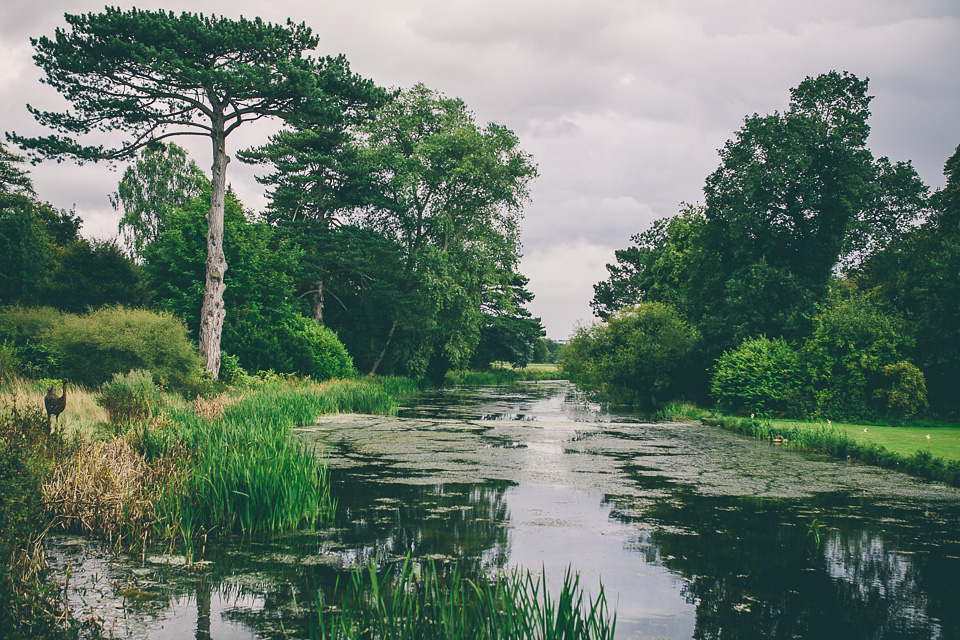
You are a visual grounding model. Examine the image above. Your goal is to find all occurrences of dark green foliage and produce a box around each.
[561,302,699,407]
[872,361,929,421]
[803,291,917,419]
[277,316,355,381]
[142,189,300,373]
[0,142,35,197]
[711,336,803,415]
[315,558,616,640]
[38,238,149,312]
[592,204,705,320]
[97,370,163,425]
[857,142,960,414]
[0,197,55,306]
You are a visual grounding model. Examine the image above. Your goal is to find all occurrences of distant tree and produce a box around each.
[592,204,705,319]
[561,302,699,407]
[353,84,538,380]
[0,142,35,197]
[11,7,375,377]
[38,239,149,312]
[110,142,208,260]
[471,273,544,369]
[857,142,960,413]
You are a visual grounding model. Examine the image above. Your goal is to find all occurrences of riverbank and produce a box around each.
[661,403,960,487]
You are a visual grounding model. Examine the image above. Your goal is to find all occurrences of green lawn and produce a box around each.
[770,419,960,462]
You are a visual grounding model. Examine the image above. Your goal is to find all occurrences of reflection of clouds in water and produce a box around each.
[824,531,921,601]
[823,530,941,635]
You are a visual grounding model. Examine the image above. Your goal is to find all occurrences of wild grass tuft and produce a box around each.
[96,370,163,427]
[314,559,616,640]
[657,402,710,421]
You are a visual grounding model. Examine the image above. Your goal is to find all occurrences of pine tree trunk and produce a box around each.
[198,127,229,378]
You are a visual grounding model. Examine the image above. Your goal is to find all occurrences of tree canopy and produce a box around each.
[11,7,380,377]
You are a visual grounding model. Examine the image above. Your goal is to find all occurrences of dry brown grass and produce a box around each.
[193,391,236,422]
[43,435,180,548]
[0,378,108,439]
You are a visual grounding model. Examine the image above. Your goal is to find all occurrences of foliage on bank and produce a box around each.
[703,413,960,488]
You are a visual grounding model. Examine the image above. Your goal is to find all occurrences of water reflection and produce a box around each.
[46,382,960,639]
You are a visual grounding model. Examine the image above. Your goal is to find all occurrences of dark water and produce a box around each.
[48,382,960,639]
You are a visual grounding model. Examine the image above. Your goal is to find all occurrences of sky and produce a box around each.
[2,1,958,339]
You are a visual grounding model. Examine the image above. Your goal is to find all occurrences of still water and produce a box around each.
[49,381,960,639]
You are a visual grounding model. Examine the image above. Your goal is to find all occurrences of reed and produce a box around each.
[314,559,617,640]
[146,378,396,547]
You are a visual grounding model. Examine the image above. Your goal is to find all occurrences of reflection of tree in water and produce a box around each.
[612,489,957,639]
[334,479,512,573]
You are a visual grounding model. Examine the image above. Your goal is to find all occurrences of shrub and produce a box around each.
[873,361,928,421]
[0,343,18,383]
[278,316,355,381]
[97,370,163,425]
[803,293,909,419]
[47,306,200,389]
[711,336,803,415]
[560,302,699,407]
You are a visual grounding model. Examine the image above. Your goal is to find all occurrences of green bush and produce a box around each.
[47,306,200,389]
[278,316,355,381]
[96,370,163,425]
[803,293,909,419]
[561,302,699,407]
[711,336,803,415]
[0,343,18,383]
[873,361,928,421]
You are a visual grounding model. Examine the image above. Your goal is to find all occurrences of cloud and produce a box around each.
[520,239,615,340]
[2,0,958,337]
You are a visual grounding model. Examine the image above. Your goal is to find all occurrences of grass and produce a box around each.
[314,558,616,640]
[445,367,566,387]
[3,375,403,559]
[770,418,960,462]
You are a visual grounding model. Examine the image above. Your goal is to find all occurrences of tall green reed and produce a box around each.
[314,558,616,640]
[150,379,396,547]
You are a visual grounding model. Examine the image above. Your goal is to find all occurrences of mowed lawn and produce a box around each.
[771,419,960,461]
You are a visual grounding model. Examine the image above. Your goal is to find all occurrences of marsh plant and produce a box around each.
[97,369,163,426]
[315,559,617,640]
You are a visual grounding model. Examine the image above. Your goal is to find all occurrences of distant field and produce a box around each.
[491,362,561,372]
[770,419,960,462]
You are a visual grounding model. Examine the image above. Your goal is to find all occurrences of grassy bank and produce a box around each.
[659,403,960,488]
[2,376,401,557]
[315,559,616,640]
[445,365,565,387]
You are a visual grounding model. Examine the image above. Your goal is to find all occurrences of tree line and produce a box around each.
[1,8,544,386]
[572,71,959,420]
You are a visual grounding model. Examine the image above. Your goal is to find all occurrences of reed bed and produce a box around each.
[314,559,617,640]
[144,378,396,551]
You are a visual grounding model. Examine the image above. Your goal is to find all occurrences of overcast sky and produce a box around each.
[2,1,958,339]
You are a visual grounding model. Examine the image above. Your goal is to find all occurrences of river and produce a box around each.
[47,381,960,638]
